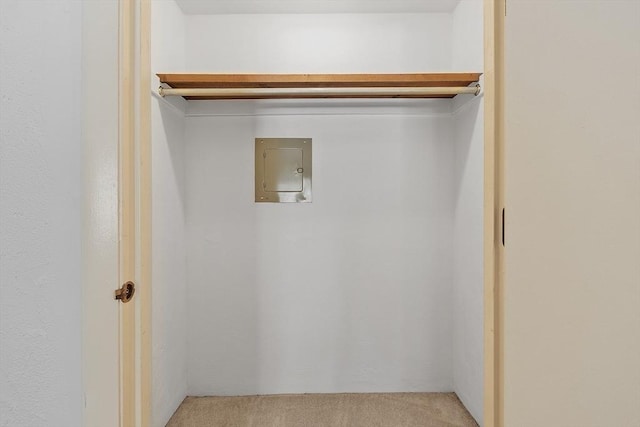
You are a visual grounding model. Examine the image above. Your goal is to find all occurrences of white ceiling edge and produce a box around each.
[174,0,462,15]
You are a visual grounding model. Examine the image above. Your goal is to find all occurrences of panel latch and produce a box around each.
[502,208,505,246]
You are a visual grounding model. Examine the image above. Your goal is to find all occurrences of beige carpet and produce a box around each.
[166,393,479,427]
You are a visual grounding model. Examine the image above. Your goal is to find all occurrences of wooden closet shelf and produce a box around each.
[157,73,483,100]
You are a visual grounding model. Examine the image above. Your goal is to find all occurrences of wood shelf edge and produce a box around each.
[157,72,483,89]
[156,72,483,100]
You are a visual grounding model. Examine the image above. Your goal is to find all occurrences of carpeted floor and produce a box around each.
[166,392,479,427]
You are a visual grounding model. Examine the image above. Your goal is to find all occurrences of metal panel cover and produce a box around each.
[255,138,312,203]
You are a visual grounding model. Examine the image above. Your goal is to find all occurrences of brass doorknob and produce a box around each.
[115,281,136,303]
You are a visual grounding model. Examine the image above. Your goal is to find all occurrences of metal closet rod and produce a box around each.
[158,84,481,98]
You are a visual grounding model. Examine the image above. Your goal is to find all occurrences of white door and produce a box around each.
[504,1,640,426]
[82,0,139,425]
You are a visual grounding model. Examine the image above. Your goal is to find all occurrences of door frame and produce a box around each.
[123,0,153,424]
[128,1,505,426]
[119,0,138,424]
[119,0,153,423]
[483,0,505,426]
[139,0,153,425]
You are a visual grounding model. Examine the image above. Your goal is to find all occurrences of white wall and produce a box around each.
[451,0,484,424]
[452,100,484,424]
[186,13,452,73]
[0,1,83,426]
[151,1,189,425]
[504,1,640,425]
[178,12,460,396]
[185,110,455,395]
[452,0,484,72]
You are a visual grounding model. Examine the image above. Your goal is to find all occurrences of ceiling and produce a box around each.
[174,0,461,15]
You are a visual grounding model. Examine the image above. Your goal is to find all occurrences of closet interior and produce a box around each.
[150,0,485,425]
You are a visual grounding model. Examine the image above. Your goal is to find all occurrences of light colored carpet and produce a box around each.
[166,393,479,427]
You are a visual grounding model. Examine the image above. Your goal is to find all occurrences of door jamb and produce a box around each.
[484,0,505,426]
[138,0,153,425]
[120,0,152,424]
[119,0,137,424]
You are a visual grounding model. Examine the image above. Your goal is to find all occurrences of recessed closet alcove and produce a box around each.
[150,1,486,425]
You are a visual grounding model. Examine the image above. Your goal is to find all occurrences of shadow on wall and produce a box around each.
[152,99,189,425]
[452,96,484,424]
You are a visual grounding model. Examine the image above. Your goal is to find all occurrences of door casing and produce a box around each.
[483,0,505,425]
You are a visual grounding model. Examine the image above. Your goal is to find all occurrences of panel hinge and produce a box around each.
[263,151,267,159]
[504,0,507,16]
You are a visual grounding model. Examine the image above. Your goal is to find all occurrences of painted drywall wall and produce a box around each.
[185,13,452,73]
[184,110,455,395]
[151,0,189,425]
[504,1,640,425]
[451,0,484,73]
[452,100,484,424]
[0,0,83,426]
[451,0,484,424]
